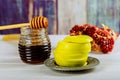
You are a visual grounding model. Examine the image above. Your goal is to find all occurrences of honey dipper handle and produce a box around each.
[0,23,30,30]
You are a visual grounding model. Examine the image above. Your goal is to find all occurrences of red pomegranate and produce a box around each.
[69,24,119,53]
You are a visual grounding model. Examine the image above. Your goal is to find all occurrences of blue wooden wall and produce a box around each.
[0,0,120,34]
[0,0,57,34]
[87,0,120,33]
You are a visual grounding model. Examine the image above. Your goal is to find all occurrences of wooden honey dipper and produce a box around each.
[30,16,48,29]
[0,16,48,30]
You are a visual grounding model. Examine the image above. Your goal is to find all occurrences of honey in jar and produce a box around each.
[18,26,51,64]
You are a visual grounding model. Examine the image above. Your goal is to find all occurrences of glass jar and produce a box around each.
[18,26,51,64]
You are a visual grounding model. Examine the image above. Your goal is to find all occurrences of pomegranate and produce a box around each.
[69,24,119,53]
[101,24,119,41]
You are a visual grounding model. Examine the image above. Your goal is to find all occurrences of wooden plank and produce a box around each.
[58,0,87,34]
[87,0,120,33]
